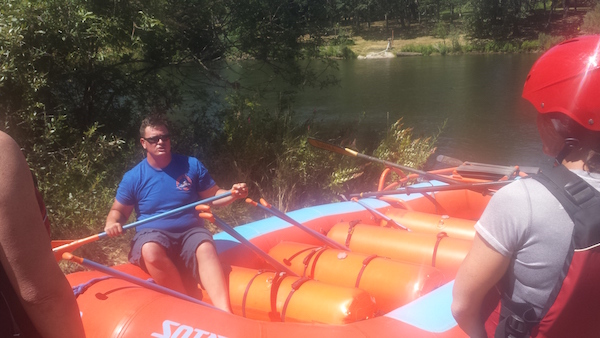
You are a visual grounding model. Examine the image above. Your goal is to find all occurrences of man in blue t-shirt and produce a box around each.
[104,115,247,313]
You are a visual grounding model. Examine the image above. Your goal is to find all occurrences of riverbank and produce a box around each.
[335,8,589,58]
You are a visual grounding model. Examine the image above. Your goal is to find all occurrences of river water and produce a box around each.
[185,53,550,168]
[286,53,546,168]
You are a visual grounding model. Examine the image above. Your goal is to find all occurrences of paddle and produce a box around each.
[52,191,233,261]
[62,253,219,310]
[307,137,462,185]
[195,205,298,277]
[350,198,410,231]
[348,180,514,199]
[246,198,350,251]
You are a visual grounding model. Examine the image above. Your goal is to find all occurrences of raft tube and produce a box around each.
[268,241,445,313]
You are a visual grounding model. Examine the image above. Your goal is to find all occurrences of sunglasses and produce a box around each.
[143,134,171,144]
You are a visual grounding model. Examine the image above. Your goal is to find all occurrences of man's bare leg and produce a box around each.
[196,241,232,313]
[141,242,186,293]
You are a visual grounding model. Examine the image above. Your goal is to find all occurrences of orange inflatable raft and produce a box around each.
[64,167,516,338]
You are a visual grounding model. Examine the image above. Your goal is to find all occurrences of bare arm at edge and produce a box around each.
[0,132,85,338]
[452,233,510,338]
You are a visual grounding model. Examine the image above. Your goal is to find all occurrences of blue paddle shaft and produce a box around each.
[211,215,298,277]
[258,203,349,251]
[99,191,233,239]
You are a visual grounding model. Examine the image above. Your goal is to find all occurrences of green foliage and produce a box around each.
[450,34,463,53]
[434,22,449,40]
[321,45,357,58]
[206,93,347,212]
[400,44,437,55]
[582,6,600,34]
[374,119,441,171]
[537,33,564,51]
[521,40,540,52]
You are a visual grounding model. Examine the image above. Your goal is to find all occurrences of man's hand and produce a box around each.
[231,183,248,199]
[104,222,124,237]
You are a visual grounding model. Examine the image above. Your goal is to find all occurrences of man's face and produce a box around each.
[141,125,171,157]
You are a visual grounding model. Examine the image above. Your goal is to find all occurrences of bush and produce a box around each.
[451,34,463,53]
[400,44,436,56]
[538,33,564,51]
[582,6,600,34]
[521,40,540,52]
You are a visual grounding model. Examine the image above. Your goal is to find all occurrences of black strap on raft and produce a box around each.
[355,254,378,288]
[344,220,361,248]
[495,164,600,338]
[432,232,448,268]
[304,247,327,279]
[282,246,320,267]
[242,270,266,318]
[280,277,311,322]
[267,272,287,322]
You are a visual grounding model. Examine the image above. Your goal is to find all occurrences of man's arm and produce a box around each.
[199,183,248,207]
[104,199,134,237]
[0,132,86,338]
[452,233,510,338]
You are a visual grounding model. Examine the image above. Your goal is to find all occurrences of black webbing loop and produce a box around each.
[355,254,378,288]
[267,272,286,322]
[242,270,265,318]
[432,232,448,267]
[280,277,311,322]
[345,220,361,248]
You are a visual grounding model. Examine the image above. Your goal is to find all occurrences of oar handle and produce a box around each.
[250,198,350,251]
[62,253,218,310]
[197,212,298,277]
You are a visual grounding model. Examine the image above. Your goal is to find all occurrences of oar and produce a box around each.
[348,180,514,199]
[62,253,219,310]
[307,137,462,185]
[246,198,350,251]
[52,192,233,261]
[195,205,298,277]
[350,198,410,231]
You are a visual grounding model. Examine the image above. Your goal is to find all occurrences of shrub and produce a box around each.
[451,35,463,53]
[582,6,600,34]
[521,40,540,52]
[538,33,564,51]
[400,44,436,56]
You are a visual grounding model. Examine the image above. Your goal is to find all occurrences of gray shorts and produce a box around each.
[129,227,214,283]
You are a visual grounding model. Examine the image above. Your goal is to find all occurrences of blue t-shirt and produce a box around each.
[116,154,216,232]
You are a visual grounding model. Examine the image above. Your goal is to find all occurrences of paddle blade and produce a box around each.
[52,234,100,262]
[307,137,358,157]
[51,240,74,249]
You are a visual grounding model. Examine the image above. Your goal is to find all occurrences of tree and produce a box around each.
[0,0,335,239]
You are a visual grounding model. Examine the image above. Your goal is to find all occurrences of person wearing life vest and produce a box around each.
[451,35,600,338]
[0,131,85,338]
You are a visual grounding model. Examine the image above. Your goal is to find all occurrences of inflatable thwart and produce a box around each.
[65,166,510,338]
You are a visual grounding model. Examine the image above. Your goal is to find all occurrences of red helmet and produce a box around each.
[523,35,600,132]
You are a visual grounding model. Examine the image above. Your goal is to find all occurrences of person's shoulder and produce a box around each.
[178,154,205,167]
[0,132,20,153]
[121,159,148,179]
